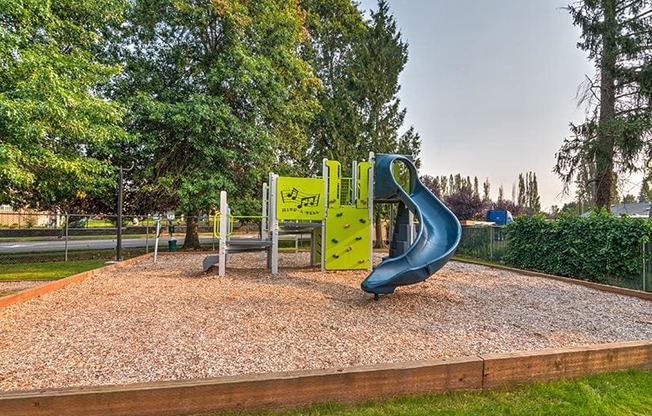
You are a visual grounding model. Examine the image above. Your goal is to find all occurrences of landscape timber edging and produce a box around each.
[0,253,153,310]
[0,341,649,416]
[453,258,652,302]
[481,340,652,389]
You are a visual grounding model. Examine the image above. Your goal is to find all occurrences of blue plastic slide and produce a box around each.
[361,154,461,297]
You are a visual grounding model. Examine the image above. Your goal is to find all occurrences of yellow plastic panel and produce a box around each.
[324,206,371,270]
[326,160,341,208]
[276,177,324,221]
[356,162,371,209]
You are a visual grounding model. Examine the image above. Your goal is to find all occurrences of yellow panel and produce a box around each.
[277,177,324,221]
[356,162,371,209]
[326,160,341,208]
[324,206,371,270]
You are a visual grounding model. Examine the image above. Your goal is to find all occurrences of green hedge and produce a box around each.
[504,211,652,283]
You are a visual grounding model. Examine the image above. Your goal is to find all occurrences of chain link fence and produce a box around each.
[605,242,651,293]
[457,225,508,262]
[0,213,217,263]
[3,213,652,293]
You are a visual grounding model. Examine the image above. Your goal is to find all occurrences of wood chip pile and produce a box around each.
[0,252,650,392]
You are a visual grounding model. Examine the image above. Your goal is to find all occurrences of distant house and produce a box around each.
[582,203,650,218]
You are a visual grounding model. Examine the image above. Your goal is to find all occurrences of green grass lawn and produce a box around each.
[237,370,652,416]
[0,259,107,280]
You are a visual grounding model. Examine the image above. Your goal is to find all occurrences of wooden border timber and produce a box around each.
[0,357,483,416]
[482,340,652,389]
[0,342,650,416]
[454,258,652,302]
[0,253,152,310]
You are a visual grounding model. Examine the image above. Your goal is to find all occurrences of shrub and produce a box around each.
[504,210,651,282]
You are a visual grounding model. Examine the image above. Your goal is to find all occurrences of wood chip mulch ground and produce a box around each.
[0,252,650,392]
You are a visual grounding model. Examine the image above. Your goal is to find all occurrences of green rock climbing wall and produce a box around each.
[324,206,370,270]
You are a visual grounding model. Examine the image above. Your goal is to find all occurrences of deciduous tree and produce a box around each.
[0,0,128,210]
[107,0,320,248]
[444,186,484,221]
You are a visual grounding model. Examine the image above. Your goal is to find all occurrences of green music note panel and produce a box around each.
[277,177,324,221]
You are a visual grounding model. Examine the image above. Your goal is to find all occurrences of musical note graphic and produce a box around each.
[298,195,320,209]
[281,187,320,209]
[280,187,299,203]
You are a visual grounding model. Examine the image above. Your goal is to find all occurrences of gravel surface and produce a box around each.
[0,252,651,392]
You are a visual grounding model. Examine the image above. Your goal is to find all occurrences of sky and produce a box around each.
[356,0,603,211]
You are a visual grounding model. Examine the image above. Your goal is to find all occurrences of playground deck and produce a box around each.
[0,252,651,392]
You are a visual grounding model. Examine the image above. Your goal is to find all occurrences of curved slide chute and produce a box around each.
[361,154,461,296]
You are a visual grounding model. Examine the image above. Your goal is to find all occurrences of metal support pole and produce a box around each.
[261,182,268,239]
[145,215,150,254]
[153,219,161,263]
[368,152,375,271]
[269,176,279,274]
[643,242,647,292]
[351,161,357,206]
[321,159,329,271]
[490,227,494,260]
[116,163,134,262]
[116,167,124,262]
[64,212,69,262]
[219,191,228,276]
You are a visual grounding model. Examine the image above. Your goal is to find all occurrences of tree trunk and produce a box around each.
[373,210,387,249]
[595,0,617,210]
[182,211,201,250]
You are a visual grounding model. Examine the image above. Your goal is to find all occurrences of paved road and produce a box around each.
[0,236,217,254]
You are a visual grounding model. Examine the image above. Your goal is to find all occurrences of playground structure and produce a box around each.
[204,153,462,298]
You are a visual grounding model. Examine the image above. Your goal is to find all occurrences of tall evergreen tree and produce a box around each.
[301,0,366,171]
[482,178,491,204]
[439,175,448,196]
[528,172,541,213]
[555,0,652,209]
[517,174,526,207]
[352,0,420,164]
[302,0,420,170]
